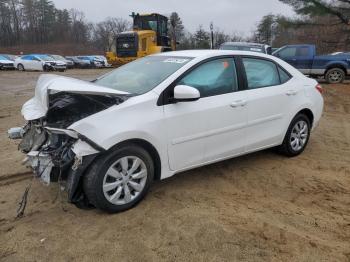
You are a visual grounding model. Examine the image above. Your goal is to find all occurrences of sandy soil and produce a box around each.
[0,70,349,262]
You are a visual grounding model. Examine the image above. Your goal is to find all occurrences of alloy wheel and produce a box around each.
[102,156,147,205]
[329,70,342,83]
[290,120,309,151]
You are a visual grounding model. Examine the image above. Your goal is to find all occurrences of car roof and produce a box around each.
[154,49,273,59]
[221,42,267,47]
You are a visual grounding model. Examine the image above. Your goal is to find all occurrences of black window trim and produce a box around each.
[237,55,293,90]
[157,55,244,106]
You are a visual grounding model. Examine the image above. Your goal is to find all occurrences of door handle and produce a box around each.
[230,100,247,108]
[286,90,297,96]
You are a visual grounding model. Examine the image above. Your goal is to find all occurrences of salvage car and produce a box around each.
[65,56,91,68]
[14,54,67,72]
[8,50,324,213]
[0,54,15,70]
[220,42,272,54]
[77,56,104,68]
[92,55,112,67]
[49,54,74,69]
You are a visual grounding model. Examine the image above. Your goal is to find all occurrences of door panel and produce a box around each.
[164,101,207,171]
[202,92,247,162]
[244,85,289,151]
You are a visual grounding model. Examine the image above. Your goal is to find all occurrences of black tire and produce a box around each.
[43,64,50,72]
[325,68,345,84]
[17,64,24,71]
[278,114,311,157]
[83,143,154,213]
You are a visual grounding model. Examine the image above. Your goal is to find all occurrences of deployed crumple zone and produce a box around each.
[9,74,130,206]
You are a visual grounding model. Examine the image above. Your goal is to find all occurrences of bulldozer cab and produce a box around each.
[132,13,170,47]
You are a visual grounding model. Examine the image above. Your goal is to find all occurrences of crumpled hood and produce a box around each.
[22,74,129,121]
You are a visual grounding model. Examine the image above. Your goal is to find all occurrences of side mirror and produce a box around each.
[173,85,200,102]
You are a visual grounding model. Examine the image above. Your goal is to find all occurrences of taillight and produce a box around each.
[315,84,323,94]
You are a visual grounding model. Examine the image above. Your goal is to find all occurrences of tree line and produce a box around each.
[0,0,349,54]
[254,0,350,53]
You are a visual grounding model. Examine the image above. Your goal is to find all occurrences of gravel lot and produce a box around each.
[0,69,349,261]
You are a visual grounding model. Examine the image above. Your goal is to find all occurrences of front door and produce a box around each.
[164,57,247,171]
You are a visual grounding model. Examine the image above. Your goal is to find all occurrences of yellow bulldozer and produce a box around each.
[106,13,174,66]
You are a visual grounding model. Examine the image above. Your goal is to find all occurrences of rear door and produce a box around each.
[240,56,300,152]
[276,46,313,74]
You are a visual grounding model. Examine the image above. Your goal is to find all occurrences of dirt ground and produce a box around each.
[0,69,349,262]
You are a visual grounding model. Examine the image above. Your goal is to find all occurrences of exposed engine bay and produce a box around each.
[9,81,130,207]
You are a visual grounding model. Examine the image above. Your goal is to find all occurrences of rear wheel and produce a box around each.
[325,68,345,84]
[279,114,311,157]
[83,144,154,213]
[17,64,24,71]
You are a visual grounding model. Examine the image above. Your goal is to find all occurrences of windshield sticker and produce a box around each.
[163,58,189,64]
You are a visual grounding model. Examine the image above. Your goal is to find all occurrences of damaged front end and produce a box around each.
[8,74,129,207]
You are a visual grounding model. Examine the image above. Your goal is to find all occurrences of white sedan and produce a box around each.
[9,50,323,213]
[14,54,67,72]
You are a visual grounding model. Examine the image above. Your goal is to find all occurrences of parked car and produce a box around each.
[77,56,104,68]
[14,54,67,72]
[8,50,323,213]
[0,54,15,70]
[1,54,18,61]
[220,42,272,54]
[49,54,74,69]
[92,55,112,67]
[273,44,350,83]
[65,56,92,68]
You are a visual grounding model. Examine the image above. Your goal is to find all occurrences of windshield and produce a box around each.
[221,45,264,53]
[0,55,8,60]
[95,56,192,95]
[52,55,65,60]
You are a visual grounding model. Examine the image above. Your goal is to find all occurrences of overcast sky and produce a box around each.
[53,0,295,35]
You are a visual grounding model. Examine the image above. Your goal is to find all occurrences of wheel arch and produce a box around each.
[109,138,162,181]
[325,63,347,75]
[297,108,314,127]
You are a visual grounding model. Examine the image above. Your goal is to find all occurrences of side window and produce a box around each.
[178,58,238,97]
[278,47,297,58]
[296,47,310,57]
[242,58,280,89]
[278,66,291,84]
[22,55,32,60]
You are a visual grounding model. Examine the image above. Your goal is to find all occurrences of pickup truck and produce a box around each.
[273,44,350,84]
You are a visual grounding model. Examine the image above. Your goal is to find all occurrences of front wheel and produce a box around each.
[325,68,345,84]
[83,144,154,213]
[17,64,24,71]
[278,114,311,157]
